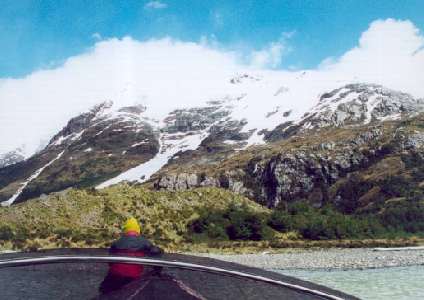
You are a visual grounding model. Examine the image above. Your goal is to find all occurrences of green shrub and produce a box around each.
[335,175,372,213]
[13,226,30,242]
[53,228,74,238]
[268,211,291,232]
[190,211,229,240]
[379,199,424,233]
[0,225,14,240]
[225,203,270,240]
[188,202,272,241]
[401,152,424,170]
[269,203,392,240]
[380,176,414,198]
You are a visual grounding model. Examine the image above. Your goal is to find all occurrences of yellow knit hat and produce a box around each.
[123,217,141,234]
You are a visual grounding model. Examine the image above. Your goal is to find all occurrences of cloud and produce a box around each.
[320,19,424,96]
[0,37,241,156]
[92,32,102,41]
[249,33,293,69]
[144,1,167,10]
[250,41,286,69]
[0,19,423,157]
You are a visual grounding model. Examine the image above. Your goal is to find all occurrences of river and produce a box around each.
[277,265,424,300]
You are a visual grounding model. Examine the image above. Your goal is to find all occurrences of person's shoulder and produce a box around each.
[135,235,153,248]
[109,234,153,251]
[109,235,124,249]
[111,234,138,249]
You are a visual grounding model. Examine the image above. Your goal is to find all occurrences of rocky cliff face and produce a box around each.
[153,116,424,211]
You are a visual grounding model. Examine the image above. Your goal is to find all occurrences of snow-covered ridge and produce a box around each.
[261,83,424,142]
[47,100,153,149]
[300,83,424,129]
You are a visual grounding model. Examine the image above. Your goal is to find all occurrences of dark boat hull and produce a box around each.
[0,249,358,300]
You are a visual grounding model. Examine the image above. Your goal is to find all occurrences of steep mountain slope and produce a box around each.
[154,115,424,210]
[1,77,423,209]
[0,102,159,205]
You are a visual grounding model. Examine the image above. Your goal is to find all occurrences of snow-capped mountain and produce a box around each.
[0,148,25,168]
[1,73,423,206]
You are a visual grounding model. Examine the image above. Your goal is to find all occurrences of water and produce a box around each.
[277,266,424,300]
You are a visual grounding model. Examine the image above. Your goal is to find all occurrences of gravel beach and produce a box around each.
[197,248,424,270]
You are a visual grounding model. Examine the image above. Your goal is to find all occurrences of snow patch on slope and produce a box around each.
[97,131,207,188]
[226,70,352,147]
[51,129,86,146]
[1,151,65,206]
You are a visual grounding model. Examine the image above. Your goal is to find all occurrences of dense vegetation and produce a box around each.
[188,197,424,241]
[1,182,423,252]
[0,185,268,251]
[188,202,272,241]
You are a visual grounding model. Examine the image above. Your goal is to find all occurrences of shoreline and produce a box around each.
[195,247,424,270]
[2,244,424,271]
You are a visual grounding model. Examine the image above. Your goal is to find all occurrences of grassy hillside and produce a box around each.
[0,184,421,253]
[0,185,269,251]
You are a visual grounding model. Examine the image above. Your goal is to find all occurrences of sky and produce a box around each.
[1,1,424,156]
[1,0,424,77]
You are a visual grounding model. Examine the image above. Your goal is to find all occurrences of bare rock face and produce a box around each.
[155,173,220,191]
[155,173,200,190]
[398,131,424,150]
[154,118,424,210]
[154,171,247,195]
[163,103,231,134]
[246,148,375,207]
[229,73,261,84]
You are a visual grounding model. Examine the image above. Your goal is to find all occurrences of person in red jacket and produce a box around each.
[99,217,163,294]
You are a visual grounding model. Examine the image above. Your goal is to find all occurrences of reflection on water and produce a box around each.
[277,266,424,300]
